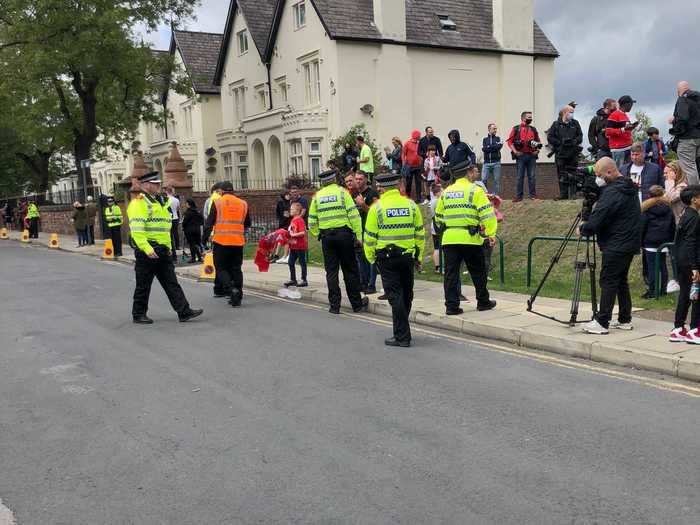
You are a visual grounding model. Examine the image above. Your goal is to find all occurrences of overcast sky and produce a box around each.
[154,0,700,136]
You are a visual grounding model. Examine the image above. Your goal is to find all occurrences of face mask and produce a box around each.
[568,112,574,120]
[595,176,607,188]
[525,118,533,125]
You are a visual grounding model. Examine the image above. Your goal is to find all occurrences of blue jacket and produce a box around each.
[620,161,665,201]
[482,135,503,164]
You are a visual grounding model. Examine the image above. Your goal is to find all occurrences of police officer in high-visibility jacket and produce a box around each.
[26,201,40,238]
[104,196,123,257]
[127,171,203,324]
[309,169,369,314]
[204,181,250,307]
[364,172,425,347]
[434,161,498,316]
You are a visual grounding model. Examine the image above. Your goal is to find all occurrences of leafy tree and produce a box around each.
[0,0,196,189]
[331,124,383,175]
[633,111,653,144]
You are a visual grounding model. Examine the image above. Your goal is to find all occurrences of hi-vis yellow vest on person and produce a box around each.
[127,192,172,254]
[363,188,425,264]
[434,177,497,246]
[26,203,39,219]
[104,205,123,228]
[308,183,362,238]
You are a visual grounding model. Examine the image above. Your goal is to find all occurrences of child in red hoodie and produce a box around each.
[285,202,308,287]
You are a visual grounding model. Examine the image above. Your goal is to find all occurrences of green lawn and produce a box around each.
[245,200,675,312]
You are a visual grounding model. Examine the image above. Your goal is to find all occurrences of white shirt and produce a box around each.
[629,164,644,202]
[168,195,180,221]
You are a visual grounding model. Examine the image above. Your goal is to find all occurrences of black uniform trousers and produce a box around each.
[109,226,123,256]
[596,251,634,328]
[675,265,700,329]
[443,243,490,310]
[320,227,363,310]
[28,218,39,238]
[132,247,190,317]
[556,155,578,200]
[377,254,415,342]
[213,242,244,299]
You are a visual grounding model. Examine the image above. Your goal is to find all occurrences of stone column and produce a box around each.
[163,142,193,199]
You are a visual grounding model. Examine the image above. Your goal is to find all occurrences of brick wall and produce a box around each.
[38,205,110,239]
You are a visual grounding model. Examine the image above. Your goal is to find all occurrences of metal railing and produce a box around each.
[199,176,319,193]
[526,235,596,288]
[653,242,674,299]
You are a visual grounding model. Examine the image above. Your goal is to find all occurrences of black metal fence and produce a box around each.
[246,206,282,244]
[199,176,319,193]
[1,186,104,209]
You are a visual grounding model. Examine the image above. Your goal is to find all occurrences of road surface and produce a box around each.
[2,242,700,524]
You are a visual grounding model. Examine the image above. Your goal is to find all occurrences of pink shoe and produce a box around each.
[669,327,688,342]
[685,328,700,345]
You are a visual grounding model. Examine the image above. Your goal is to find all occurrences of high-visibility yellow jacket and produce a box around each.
[363,188,425,264]
[434,177,497,246]
[308,183,361,238]
[104,205,123,228]
[26,203,39,219]
[127,192,172,254]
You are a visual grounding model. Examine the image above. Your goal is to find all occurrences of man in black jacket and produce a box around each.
[481,124,503,195]
[547,105,583,200]
[418,126,444,160]
[443,129,476,167]
[580,157,642,334]
[670,81,700,185]
[588,98,616,160]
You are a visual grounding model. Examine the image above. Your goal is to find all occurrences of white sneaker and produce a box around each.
[687,328,700,345]
[667,280,681,293]
[610,320,633,331]
[421,199,430,205]
[582,320,609,335]
[276,256,289,264]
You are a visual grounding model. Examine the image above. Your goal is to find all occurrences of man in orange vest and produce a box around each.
[204,181,251,306]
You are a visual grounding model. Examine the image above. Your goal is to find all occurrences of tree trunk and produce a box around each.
[17,150,52,202]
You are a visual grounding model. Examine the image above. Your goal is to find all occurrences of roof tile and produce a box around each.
[173,30,224,94]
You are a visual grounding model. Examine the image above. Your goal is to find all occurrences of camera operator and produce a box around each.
[507,111,543,202]
[578,157,642,335]
[547,105,583,200]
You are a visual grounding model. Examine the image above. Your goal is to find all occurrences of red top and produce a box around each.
[288,216,307,250]
[605,110,633,150]
[506,123,540,154]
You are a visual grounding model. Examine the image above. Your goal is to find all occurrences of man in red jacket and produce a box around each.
[401,129,423,203]
[606,95,638,168]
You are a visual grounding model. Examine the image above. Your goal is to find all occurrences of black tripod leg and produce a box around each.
[588,237,599,317]
[569,236,585,326]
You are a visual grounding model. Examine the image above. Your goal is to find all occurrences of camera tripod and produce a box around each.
[526,212,598,326]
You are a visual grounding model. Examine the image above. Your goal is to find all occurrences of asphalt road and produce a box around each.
[2,242,700,525]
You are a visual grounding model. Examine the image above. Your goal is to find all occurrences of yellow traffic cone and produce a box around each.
[0,227,8,239]
[198,252,216,281]
[21,229,30,243]
[101,238,115,260]
[48,233,60,249]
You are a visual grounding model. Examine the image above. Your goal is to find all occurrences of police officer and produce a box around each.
[364,171,424,347]
[309,169,369,314]
[127,171,203,324]
[104,196,123,257]
[26,200,40,238]
[434,161,498,315]
[204,181,250,307]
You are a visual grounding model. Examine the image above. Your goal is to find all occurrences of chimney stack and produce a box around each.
[373,0,406,40]
[492,0,534,52]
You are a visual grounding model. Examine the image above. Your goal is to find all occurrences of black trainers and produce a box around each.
[284,280,298,288]
[133,315,154,324]
[229,288,242,307]
[446,308,464,316]
[365,286,377,295]
[298,280,308,287]
[385,337,410,347]
[353,296,370,313]
[459,293,468,301]
[179,308,204,322]
[329,306,340,314]
[477,300,497,312]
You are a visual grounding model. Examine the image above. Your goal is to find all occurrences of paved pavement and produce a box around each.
[7,230,700,383]
[4,241,700,523]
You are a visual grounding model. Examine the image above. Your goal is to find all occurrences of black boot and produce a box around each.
[385,337,410,347]
[133,315,154,324]
[179,308,204,322]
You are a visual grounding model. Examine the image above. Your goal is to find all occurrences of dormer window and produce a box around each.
[437,14,456,31]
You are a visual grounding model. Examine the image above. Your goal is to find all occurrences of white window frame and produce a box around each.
[181,103,193,138]
[255,83,269,112]
[275,76,288,104]
[230,82,246,125]
[237,29,249,55]
[307,139,322,180]
[222,152,233,181]
[300,55,321,106]
[293,1,306,30]
[289,140,304,176]
[237,153,249,189]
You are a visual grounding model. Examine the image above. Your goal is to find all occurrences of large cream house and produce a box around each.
[132,31,224,192]
[213,0,557,187]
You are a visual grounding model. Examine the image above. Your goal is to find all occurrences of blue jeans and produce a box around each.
[612,149,630,169]
[482,162,502,195]
[358,248,378,289]
[515,153,537,199]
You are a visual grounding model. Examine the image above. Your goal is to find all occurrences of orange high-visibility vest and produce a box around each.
[212,194,248,246]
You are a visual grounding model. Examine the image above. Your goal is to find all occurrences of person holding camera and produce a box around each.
[547,105,583,200]
[606,95,638,168]
[579,157,642,335]
[669,81,700,186]
[507,111,543,202]
[434,160,498,316]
